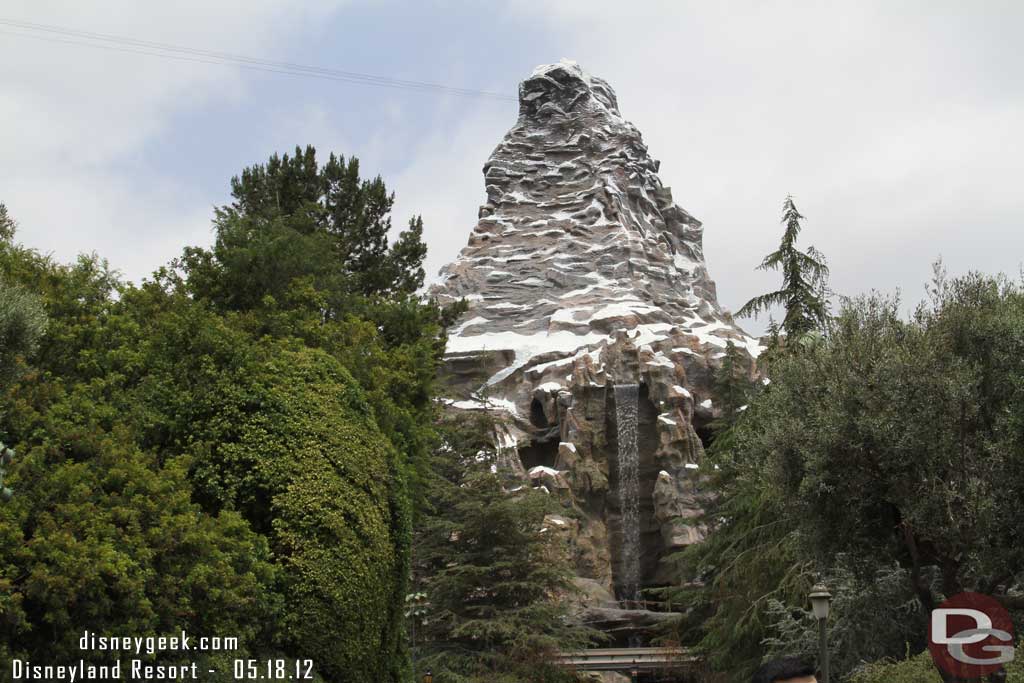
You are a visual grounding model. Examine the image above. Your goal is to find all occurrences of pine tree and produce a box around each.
[737,196,830,338]
[185,145,429,311]
[415,414,595,682]
[710,341,756,430]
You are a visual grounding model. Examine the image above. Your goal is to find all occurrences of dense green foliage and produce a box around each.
[778,272,1024,610]
[412,414,595,683]
[737,195,830,337]
[0,249,281,674]
[761,560,925,677]
[0,147,446,683]
[665,463,810,679]
[686,264,1024,681]
[848,647,1023,683]
[178,145,446,506]
[0,211,45,390]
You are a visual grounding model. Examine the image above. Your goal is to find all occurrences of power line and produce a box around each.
[0,17,517,101]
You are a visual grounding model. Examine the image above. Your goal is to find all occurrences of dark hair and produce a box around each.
[752,657,817,683]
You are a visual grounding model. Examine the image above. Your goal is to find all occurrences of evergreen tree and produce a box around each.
[176,147,455,512]
[709,341,756,431]
[415,414,596,683]
[737,196,830,338]
[183,145,428,312]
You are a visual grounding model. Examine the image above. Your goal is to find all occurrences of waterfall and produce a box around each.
[614,383,641,604]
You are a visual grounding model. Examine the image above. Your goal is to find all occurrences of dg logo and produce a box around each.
[929,592,1016,678]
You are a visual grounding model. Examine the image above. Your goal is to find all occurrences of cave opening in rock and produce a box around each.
[692,413,714,450]
[529,397,550,429]
[517,438,558,472]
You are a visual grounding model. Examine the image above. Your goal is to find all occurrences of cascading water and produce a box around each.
[614,383,641,604]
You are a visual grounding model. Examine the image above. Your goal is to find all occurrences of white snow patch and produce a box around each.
[646,352,675,369]
[442,396,520,417]
[672,385,692,398]
[447,329,610,385]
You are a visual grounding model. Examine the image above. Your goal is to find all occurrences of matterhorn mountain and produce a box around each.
[433,60,760,640]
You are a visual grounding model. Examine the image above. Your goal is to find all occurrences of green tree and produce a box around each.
[664,470,811,681]
[0,205,16,242]
[0,372,279,670]
[0,211,418,681]
[849,647,1023,683]
[762,559,927,679]
[707,269,1024,681]
[182,145,428,312]
[0,207,46,389]
[710,341,757,431]
[415,414,595,683]
[737,195,830,338]
[0,280,45,389]
[176,147,452,511]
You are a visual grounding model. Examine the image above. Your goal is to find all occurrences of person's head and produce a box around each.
[752,657,817,683]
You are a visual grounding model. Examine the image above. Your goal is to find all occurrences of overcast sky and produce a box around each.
[2,1,1022,334]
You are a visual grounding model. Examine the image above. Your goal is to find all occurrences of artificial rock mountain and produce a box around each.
[433,60,760,641]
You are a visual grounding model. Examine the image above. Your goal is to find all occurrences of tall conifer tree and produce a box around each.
[737,196,830,337]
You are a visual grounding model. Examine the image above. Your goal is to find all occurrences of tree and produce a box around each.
[0,204,16,242]
[0,371,279,670]
[737,196,830,338]
[762,559,927,679]
[710,341,757,431]
[0,279,45,388]
[182,145,429,313]
[414,414,596,683]
[0,209,419,681]
[176,147,453,512]
[718,270,1024,681]
[663,467,811,682]
[850,647,1022,683]
[0,207,46,388]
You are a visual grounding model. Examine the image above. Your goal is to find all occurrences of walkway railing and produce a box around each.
[555,647,697,672]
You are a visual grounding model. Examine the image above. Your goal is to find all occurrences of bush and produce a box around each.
[849,647,1022,683]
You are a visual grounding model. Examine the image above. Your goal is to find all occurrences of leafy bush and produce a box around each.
[849,647,1022,683]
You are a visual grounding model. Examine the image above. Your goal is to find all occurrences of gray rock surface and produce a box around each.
[435,60,760,616]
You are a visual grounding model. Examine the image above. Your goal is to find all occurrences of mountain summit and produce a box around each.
[434,61,760,618]
[434,59,758,375]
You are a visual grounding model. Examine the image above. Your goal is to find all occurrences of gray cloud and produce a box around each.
[0,0,347,278]
[410,1,1024,332]
[3,1,1022,339]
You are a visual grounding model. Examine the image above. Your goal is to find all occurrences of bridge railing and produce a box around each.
[554,646,698,672]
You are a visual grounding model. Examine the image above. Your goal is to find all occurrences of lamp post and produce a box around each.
[423,670,432,683]
[809,583,832,683]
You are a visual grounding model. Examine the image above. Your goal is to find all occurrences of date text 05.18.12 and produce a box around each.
[234,659,315,680]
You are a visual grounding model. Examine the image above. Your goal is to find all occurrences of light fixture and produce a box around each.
[423,671,432,683]
[809,583,832,621]
[809,583,832,683]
